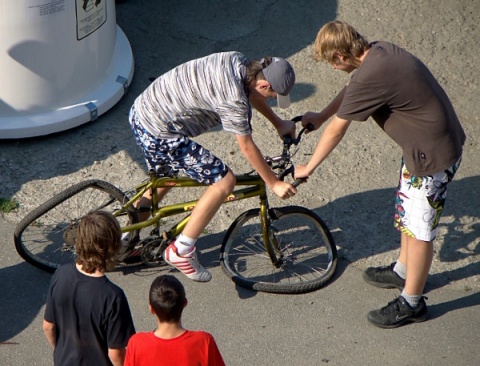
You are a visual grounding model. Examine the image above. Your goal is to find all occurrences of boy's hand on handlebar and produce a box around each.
[294,165,311,180]
[276,119,296,140]
[272,181,297,199]
[301,112,326,133]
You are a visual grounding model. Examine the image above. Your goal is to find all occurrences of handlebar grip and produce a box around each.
[291,115,314,131]
[291,115,303,123]
[292,178,307,188]
[283,115,305,140]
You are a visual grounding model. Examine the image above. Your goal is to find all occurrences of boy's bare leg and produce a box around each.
[162,170,235,282]
[398,232,408,267]
[401,233,433,295]
[135,187,172,222]
[182,170,236,239]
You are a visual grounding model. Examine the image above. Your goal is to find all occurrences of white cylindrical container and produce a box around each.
[0,0,134,139]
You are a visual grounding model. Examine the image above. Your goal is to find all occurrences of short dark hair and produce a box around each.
[149,275,186,322]
[246,56,273,86]
[75,211,121,273]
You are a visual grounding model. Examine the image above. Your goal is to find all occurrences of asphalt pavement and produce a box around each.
[1,1,479,365]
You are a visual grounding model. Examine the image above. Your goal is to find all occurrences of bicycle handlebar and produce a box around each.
[282,115,314,147]
[275,115,312,187]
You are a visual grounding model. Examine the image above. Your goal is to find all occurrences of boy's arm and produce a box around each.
[302,85,347,131]
[295,116,351,178]
[108,348,126,366]
[249,96,295,138]
[236,133,296,199]
[42,320,56,349]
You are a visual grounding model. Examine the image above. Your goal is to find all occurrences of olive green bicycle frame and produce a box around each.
[114,172,279,263]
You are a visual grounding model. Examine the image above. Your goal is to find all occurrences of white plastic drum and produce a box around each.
[0,0,134,139]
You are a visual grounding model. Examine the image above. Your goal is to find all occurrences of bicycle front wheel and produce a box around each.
[14,180,136,273]
[220,206,337,294]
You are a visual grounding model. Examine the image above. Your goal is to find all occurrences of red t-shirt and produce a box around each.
[124,330,225,366]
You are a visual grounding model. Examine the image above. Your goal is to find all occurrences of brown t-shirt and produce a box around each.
[337,41,465,176]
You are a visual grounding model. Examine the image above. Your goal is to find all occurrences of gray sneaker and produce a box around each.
[368,295,429,328]
[363,262,405,289]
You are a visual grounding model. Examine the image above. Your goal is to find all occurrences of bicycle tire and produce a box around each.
[220,205,337,294]
[14,179,137,273]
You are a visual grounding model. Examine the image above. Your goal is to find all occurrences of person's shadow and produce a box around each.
[309,175,480,294]
[0,262,51,343]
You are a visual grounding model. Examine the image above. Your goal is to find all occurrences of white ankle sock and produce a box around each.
[401,290,421,308]
[393,261,407,280]
[175,234,197,255]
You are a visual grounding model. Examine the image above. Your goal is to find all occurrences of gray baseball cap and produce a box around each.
[262,57,295,108]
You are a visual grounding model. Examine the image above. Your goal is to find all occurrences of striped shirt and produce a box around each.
[133,52,253,139]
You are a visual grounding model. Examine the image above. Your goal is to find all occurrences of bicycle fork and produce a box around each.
[259,198,284,268]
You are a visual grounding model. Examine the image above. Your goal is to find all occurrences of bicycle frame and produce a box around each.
[15,118,338,289]
[113,121,309,265]
[114,172,279,261]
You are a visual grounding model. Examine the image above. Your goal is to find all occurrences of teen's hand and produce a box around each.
[294,165,311,180]
[301,112,327,133]
[276,119,296,140]
[272,181,297,199]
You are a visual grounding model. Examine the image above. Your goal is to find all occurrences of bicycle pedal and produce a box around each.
[162,231,172,241]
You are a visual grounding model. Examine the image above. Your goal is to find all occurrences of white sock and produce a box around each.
[401,290,421,308]
[120,232,130,245]
[175,234,197,255]
[393,261,407,280]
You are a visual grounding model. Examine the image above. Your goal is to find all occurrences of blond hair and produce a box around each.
[313,21,369,64]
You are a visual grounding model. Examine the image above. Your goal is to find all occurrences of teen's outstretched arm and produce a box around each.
[302,86,347,132]
[295,116,351,178]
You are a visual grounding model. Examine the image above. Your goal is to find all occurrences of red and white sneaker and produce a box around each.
[163,243,212,282]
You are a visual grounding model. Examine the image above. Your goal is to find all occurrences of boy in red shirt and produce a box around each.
[125,275,225,366]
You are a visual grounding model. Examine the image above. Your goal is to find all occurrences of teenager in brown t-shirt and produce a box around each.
[295,21,465,328]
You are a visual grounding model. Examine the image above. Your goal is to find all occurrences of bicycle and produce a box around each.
[14,117,337,294]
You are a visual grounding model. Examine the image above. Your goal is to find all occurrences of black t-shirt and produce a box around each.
[44,264,136,366]
[337,41,465,176]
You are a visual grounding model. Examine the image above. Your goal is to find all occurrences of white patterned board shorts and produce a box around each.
[129,107,228,185]
[394,157,462,241]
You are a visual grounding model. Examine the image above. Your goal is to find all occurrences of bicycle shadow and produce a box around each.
[310,175,480,293]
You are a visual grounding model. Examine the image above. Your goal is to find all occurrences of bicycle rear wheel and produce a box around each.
[220,205,337,294]
[14,180,137,273]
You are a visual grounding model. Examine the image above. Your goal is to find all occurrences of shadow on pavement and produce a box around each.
[310,175,480,291]
[0,0,337,200]
[0,262,51,343]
